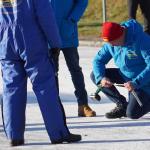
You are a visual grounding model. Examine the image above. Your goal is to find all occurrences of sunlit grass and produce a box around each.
[79,0,143,40]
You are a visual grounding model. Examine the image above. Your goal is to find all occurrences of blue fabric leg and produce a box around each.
[1,60,27,140]
[24,54,70,141]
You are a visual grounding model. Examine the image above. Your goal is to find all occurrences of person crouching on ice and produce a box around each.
[91,19,150,119]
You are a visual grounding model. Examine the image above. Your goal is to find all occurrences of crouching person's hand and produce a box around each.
[100,77,113,88]
[124,81,134,92]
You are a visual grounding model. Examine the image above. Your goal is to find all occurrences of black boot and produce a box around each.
[10,139,24,146]
[51,133,81,144]
[105,104,127,119]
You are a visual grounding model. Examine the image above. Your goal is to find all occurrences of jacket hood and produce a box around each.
[121,19,143,45]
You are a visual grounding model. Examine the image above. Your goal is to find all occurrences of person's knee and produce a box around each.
[90,72,94,80]
[90,72,97,85]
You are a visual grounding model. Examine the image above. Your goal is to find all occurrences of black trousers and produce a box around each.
[51,47,88,105]
[127,0,150,34]
[91,68,150,119]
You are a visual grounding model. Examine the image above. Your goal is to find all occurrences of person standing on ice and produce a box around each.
[50,0,96,117]
[0,0,81,146]
[91,19,150,119]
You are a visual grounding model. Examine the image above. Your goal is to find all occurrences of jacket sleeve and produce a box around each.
[132,48,150,89]
[92,45,112,85]
[33,0,61,48]
[67,0,88,22]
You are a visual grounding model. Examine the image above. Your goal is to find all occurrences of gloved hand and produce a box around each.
[50,48,60,61]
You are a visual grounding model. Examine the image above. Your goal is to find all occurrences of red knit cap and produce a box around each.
[101,22,124,42]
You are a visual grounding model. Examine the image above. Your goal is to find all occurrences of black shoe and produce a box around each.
[10,139,24,146]
[105,104,127,119]
[51,133,81,144]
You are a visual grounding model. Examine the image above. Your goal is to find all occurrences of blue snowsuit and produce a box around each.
[92,19,150,118]
[0,0,70,142]
[50,0,89,105]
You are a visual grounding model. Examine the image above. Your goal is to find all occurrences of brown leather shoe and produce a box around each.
[78,105,96,117]
[10,139,24,146]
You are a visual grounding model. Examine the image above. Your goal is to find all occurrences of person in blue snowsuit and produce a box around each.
[50,0,96,117]
[0,0,81,146]
[91,19,150,119]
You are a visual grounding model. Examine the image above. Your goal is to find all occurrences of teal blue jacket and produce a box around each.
[93,19,150,95]
[51,0,88,48]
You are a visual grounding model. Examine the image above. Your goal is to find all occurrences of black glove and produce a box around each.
[50,48,60,61]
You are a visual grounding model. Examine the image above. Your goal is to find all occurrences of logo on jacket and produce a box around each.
[127,50,138,59]
[0,0,22,8]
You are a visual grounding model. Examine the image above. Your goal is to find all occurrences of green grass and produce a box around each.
[79,0,143,40]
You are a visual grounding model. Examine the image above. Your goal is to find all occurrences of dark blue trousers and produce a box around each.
[91,68,150,119]
[52,47,88,105]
